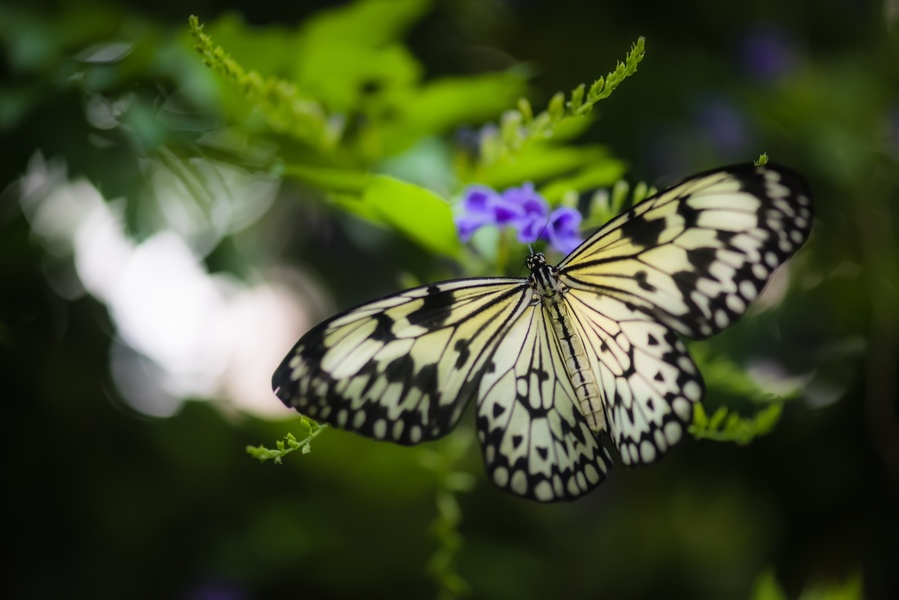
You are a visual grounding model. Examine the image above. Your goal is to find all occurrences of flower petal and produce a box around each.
[547,206,583,254]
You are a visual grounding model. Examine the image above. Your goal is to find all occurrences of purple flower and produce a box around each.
[740,26,797,83]
[501,183,548,244]
[693,96,751,156]
[546,206,583,254]
[454,185,520,242]
[455,182,583,254]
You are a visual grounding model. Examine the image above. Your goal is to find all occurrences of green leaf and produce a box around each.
[297,0,430,49]
[539,159,627,203]
[750,568,789,600]
[479,37,645,164]
[200,12,295,77]
[293,41,423,113]
[291,0,430,112]
[247,423,329,463]
[689,403,784,445]
[282,163,371,193]
[374,72,527,155]
[189,16,336,148]
[363,175,460,257]
[472,144,614,189]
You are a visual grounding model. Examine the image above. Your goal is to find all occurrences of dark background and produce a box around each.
[2,0,897,598]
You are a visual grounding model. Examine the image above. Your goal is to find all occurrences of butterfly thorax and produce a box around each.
[526,253,561,300]
[527,253,607,432]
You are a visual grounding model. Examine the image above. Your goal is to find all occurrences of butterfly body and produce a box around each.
[273,164,812,502]
[526,252,606,432]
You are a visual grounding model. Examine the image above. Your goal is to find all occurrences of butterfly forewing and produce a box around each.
[558,165,812,339]
[273,278,530,444]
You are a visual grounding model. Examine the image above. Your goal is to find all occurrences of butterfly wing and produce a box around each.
[273,163,813,498]
[476,296,612,501]
[556,164,811,464]
[273,278,530,444]
[558,164,813,339]
[563,289,703,466]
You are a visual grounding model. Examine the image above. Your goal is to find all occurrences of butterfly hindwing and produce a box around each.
[476,298,612,501]
[559,164,812,339]
[273,278,531,444]
[563,289,703,466]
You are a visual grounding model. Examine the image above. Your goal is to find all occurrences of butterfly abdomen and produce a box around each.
[529,254,607,433]
[549,301,606,432]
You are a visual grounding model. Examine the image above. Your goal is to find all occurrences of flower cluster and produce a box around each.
[455,183,583,254]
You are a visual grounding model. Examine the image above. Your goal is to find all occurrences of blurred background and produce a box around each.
[2,0,897,598]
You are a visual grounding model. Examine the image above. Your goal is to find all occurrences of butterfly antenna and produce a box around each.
[537,215,551,247]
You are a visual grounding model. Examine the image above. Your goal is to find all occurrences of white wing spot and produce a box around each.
[640,440,656,463]
[664,421,683,445]
[654,428,668,452]
[585,464,600,484]
[576,471,587,490]
[511,470,528,495]
[726,294,746,313]
[628,443,639,464]
[534,481,553,502]
[672,397,692,420]
[714,310,729,329]
[683,380,702,401]
[739,280,757,300]
[493,466,509,487]
[678,356,696,374]
[373,419,387,439]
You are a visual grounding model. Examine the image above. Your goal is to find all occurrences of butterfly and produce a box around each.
[272,164,812,502]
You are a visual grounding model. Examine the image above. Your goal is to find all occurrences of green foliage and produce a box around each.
[690,403,783,445]
[246,419,329,463]
[477,37,646,166]
[9,0,896,597]
[581,177,657,230]
[189,15,338,149]
[688,345,801,445]
[339,174,461,257]
[188,5,531,257]
[420,434,477,599]
[188,9,647,261]
[751,568,863,600]
[755,152,770,166]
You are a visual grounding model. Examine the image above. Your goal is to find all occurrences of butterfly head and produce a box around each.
[526,252,562,300]
[525,252,548,272]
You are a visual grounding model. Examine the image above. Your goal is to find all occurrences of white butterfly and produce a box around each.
[272,164,812,502]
